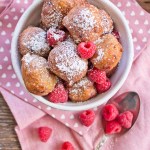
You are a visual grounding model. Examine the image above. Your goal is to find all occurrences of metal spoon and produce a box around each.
[95,92,140,150]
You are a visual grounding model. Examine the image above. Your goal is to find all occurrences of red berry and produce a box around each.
[61,141,74,150]
[88,68,106,84]
[117,111,133,128]
[102,104,119,121]
[38,127,52,142]
[112,30,120,41]
[79,110,95,127]
[47,28,66,47]
[48,83,68,103]
[95,78,111,93]
[77,42,96,59]
[105,120,122,134]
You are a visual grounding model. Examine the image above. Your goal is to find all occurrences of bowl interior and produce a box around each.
[11,0,133,111]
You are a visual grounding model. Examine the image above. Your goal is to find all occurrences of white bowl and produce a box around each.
[11,0,134,111]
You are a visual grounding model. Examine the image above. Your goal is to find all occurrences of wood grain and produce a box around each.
[0,1,149,150]
[0,94,21,150]
[137,0,150,12]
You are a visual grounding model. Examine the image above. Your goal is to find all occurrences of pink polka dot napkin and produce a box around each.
[0,0,150,149]
[111,0,150,59]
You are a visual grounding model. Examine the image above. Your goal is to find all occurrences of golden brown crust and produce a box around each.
[41,0,87,30]
[91,34,123,76]
[48,39,88,85]
[62,4,104,43]
[107,65,118,78]
[99,10,114,34]
[41,1,64,29]
[18,27,50,57]
[21,53,57,96]
[68,77,97,102]
[51,0,87,15]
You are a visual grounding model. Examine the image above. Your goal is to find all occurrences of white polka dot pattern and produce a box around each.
[0,0,149,135]
[113,0,150,56]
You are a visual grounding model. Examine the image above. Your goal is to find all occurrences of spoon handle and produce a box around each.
[95,134,109,150]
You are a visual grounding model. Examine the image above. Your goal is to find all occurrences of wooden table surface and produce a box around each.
[0,1,150,150]
[0,94,21,150]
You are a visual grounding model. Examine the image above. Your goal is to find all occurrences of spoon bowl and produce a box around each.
[96,92,140,150]
[106,91,140,133]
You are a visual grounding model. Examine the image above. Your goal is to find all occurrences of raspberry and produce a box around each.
[79,110,95,127]
[61,141,74,150]
[88,68,106,84]
[95,78,111,93]
[48,83,68,103]
[105,120,122,134]
[77,42,96,59]
[38,127,52,142]
[102,104,119,121]
[47,28,66,47]
[112,30,120,41]
[117,111,133,128]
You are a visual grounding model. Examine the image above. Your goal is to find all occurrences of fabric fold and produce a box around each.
[0,86,45,129]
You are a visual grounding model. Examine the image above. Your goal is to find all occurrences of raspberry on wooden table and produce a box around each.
[47,28,66,47]
[77,41,96,59]
[61,141,74,150]
[117,111,133,128]
[95,78,111,94]
[48,83,68,103]
[79,110,95,127]
[88,67,106,84]
[102,104,119,121]
[38,127,52,142]
[105,120,122,134]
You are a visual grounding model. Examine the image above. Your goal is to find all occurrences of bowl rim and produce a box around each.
[11,0,134,111]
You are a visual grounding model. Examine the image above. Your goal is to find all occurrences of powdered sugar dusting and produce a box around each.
[69,77,92,95]
[93,48,104,64]
[22,53,36,64]
[48,28,64,41]
[55,41,87,80]
[100,10,113,34]
[62,4,103,43]
[49,40,87,82]
[23,31,49,52]
[41,1,63,29]
[94,38,104,45]
[73,77,90,88]
[22,53,47,70]
[43,9,63,28]
[72,8,96,31]
[22,53,35,65]
[52,32,62,41]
